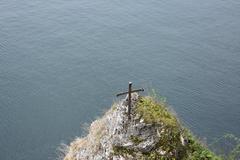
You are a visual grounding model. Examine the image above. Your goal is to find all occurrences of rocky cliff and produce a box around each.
[63,94,220,160]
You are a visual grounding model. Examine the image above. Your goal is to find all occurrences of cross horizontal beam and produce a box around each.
[116,88,144,97]
[116,82,144,120]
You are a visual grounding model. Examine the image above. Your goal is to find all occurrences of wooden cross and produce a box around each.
[116,82,144,120]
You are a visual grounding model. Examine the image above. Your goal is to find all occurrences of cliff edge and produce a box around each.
[63,94,220,160]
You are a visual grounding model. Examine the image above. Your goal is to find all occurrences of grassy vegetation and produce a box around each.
[113,96,222,160]
[184,130,221,160]
[135,96,178,127]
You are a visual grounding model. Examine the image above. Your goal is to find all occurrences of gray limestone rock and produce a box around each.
[65,94,184,160]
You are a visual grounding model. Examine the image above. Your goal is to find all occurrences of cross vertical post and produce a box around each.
[116,82,144,120]
[128,82,132,120]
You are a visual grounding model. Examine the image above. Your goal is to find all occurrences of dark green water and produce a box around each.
[0,0,240,159]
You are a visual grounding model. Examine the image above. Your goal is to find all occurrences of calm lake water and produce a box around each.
[0,0,240,159]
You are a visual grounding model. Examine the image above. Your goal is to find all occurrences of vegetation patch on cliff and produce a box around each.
[62,94,222,160]
[113,96,222,160]
[135,96,178,127]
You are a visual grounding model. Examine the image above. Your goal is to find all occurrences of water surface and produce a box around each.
[0,0,240,159]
